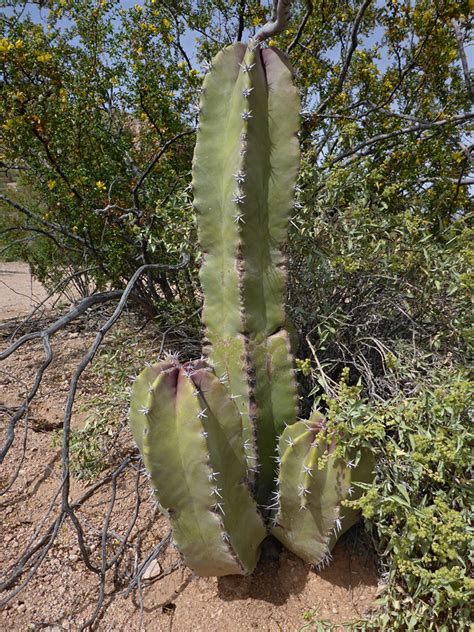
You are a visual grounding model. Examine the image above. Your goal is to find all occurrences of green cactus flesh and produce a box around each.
[271,416,374,566]
[130,359,265,576]
[193,43,300,501]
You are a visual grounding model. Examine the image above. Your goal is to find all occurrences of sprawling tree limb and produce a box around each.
[0,193,88,247]
[329,113,474,165]
[0,256,190,621]
[0,290,123,463]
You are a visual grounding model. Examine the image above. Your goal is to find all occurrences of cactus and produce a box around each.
[193,42,300,504]
[129,357,265,576]
[269,415,374,565]
[129,39,374,576]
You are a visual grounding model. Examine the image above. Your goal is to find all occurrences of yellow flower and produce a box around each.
[162,18,171,29]
[0,38,14,54]
[15,39,24,49]
[2,119,13,130]
[47,179,56,190]
[95,180,106,191]
[37,52,52,62]
[252,16,262,26]
[268,39,277,47]
[134,4,142,12]
[15,90,26,102]
[177,61,187,69]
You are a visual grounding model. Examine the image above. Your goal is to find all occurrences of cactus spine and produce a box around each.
[129,41,374,576]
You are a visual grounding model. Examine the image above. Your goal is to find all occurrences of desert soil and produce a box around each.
[0,263,380,631]
[0,261,61,320]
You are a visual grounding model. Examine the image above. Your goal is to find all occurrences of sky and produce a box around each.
[4,0,390,69]
[4,1,473,81]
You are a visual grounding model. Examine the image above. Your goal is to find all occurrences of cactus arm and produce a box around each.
[194,44,300,504]
[239,46,300,340]
[128,362,173,454]
[130,361,265,576]
[240,46,300,501]
[193,43,257,476]
[271,416,374,565]
[251,330,298,503]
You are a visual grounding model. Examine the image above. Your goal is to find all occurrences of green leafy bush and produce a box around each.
[302,361,472,631]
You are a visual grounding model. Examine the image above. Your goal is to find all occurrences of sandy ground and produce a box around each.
[0,264,380,631]
[0,261,58,320]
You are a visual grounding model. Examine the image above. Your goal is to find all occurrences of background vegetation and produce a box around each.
[1,0,472,629]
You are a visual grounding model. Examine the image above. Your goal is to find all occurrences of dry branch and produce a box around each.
[0,256,190,627]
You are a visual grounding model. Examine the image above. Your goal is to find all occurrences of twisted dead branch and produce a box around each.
[0,257,190,628]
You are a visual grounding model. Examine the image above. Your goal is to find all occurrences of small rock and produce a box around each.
[143,559,162,580]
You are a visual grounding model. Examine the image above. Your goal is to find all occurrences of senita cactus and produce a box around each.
[129,40,374,576]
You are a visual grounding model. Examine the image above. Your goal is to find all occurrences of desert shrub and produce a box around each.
[317,365,472,631]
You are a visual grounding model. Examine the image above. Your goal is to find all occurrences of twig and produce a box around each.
[451,18,474,104]
[313,0,373,118]
[132,130,195,211]
[236,0,246,42]
[287,0,313,54]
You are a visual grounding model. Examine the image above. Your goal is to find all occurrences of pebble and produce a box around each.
[143,559,162,580]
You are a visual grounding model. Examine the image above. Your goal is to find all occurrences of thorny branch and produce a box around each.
[0,257,190,626]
